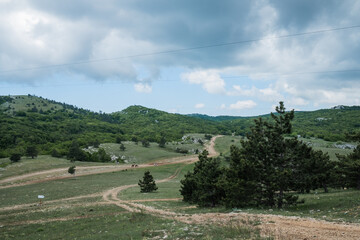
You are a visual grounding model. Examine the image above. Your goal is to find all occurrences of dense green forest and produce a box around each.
[0,95,220,157]
[180,102,360,208]
[1,95,359,158]
[191,106,360,141]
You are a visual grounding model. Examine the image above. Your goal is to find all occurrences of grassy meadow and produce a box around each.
[0,159,267,240]
[0,136,359,239]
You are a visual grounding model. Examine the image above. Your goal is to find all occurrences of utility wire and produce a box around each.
[0,25,360,74]
[1,68,359,89]
[222,69,360,78]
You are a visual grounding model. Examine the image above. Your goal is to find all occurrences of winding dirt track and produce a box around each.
[1,136,360,239]
[0,137,219,189]
[101,173,360,240]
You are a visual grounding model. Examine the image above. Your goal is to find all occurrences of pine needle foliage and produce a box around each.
[138,171,158,193]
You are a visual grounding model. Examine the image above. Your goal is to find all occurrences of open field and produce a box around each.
[0,136,359,239]
[0,155,111,180]
[99,138,203,164]
[214,135,242,157]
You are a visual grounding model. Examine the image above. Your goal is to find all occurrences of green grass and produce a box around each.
[99,142,188,164]
[231,189,360,224]
[118,164,194,201]
[0,155,112,180]
[0,95,64,114]
[0,211,267,240]
[0,204,123,224]
[298,137,354,161]
[214,135,242,157]
[0,164,183,208]
[312,146,353,161]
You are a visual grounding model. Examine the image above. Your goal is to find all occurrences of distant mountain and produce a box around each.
[0,95,359,157]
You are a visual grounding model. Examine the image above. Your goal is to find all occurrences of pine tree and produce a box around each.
[337,145,360,189]
[180,150,224,207]
[221,145,260,208]
[67,141,88,162]
[233,102,329,208]
[120,143,126,151]
[26,146,38,159]
[158,136,166,148]
[68,166,76,176]
[10,153,21,162]
[138,171,158,193]
[141,140,150,148]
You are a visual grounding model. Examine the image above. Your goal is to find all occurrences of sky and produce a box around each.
[0,0,360,116]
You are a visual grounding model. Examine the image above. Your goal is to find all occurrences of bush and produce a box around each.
[10,153,21,162]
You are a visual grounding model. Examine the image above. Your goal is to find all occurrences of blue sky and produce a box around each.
[1,0,360,116]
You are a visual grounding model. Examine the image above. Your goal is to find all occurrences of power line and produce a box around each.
[222,69,360,78]
[0,25,360,74]
[1,68,359,89]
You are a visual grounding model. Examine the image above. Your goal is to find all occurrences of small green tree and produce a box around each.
[138,171,158,193]
[204,134,212,140]
[337,145,360,189]
[180,150,224,207]
[67,141,88,162]
[51,149,61,158]
[68,166,76,176]
[91,148,111,162]
[26,146,38,159]
[93,139,100,148]
[10,153,21,162]
[221,145,260,208]
[120,143,126,151]
[158,136,166,148]
[142,140,150,148]
[131,136,138,144]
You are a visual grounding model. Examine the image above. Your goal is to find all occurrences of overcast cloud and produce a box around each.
[0,0,359,112]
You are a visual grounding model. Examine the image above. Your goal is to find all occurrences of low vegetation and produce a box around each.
[180,102,360,210]
[1,96,359,239]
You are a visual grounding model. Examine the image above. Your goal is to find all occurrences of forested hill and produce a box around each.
[111,105,220,139]
[0,95,220,157]
[189,106,360,141]
[0,95,359,157]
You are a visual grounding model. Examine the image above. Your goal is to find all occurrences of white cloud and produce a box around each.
[227,84,283,102]
[288,97,308,106]
[134,83,152,93]
[229,100,257,110]
[195,103,205,109]
[182,70,226,94]
[220,104,226,109]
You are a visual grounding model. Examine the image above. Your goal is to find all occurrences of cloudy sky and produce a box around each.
[1,0,360,116]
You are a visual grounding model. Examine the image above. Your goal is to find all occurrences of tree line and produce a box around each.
[180,102,360,208]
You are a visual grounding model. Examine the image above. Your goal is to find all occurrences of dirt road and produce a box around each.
[3,135,359,239]
[100,167,360,240]
[0,136,221,189]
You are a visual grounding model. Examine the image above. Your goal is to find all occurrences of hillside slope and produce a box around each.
[0,95,220,157]
[1,95,359,157]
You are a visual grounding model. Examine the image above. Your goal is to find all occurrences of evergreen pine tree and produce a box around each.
[233,102,331,208]
[26,146,38,159]
[68,166,76,176]
[221,145,260,208]
[138,171,158,192]
[180,150,224,207]
[337,145,360,189]
[120,143,126,151]
[158,136,166,148]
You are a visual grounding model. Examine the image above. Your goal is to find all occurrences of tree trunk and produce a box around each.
[323,183,328,193]
[278,189,283,209]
